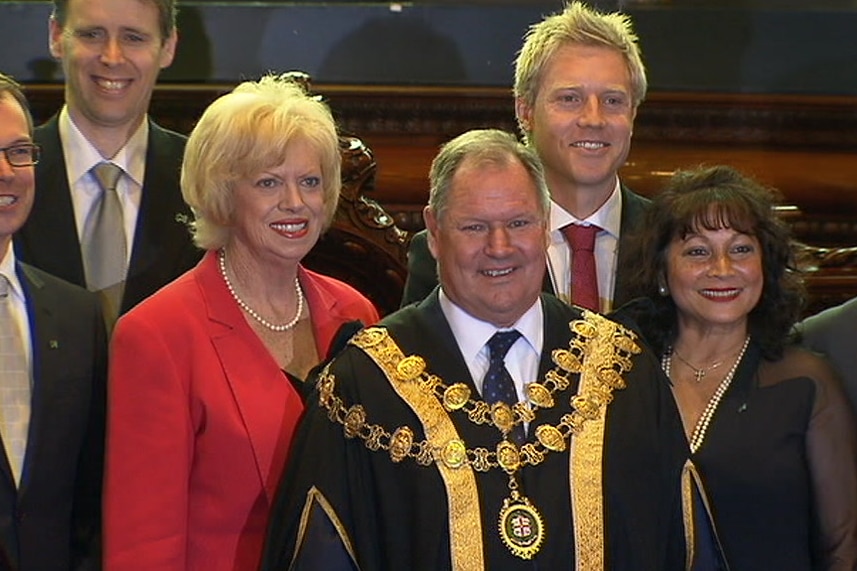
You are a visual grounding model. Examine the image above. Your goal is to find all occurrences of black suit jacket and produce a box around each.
[0,263,107,571]
[400,185,651,308]
[14,116,202,315]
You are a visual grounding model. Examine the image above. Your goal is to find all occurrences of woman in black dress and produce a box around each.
[626,165,857,570]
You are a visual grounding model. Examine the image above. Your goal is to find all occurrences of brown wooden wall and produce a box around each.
[22,83,857,313]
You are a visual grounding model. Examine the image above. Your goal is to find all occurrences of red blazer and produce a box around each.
[104,250,378,570]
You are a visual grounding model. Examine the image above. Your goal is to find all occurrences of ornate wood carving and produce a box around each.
[22,82,857,309]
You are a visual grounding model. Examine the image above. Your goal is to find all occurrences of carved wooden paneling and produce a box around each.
[22,82,857,308]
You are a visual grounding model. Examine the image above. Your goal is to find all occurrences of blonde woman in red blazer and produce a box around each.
[104,74,379,571]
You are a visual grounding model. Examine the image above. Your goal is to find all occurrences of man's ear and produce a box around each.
[159,30,178,69]
[424,206,439,261]
[48,16,64,59]
[514,97,533,133]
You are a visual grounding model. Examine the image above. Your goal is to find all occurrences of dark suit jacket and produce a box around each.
[14,116,202,316]
[0,263,107,571]
[798,297,857,414]
[400,185,651,308]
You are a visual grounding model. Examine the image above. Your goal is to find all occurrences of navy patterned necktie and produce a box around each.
[483,330,524,443]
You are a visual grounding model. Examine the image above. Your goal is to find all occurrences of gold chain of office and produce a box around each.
[316,313,640,475]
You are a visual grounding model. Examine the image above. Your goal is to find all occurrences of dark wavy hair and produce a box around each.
[626,165,804,360]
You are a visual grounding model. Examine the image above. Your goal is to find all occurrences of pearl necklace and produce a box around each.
[663,335,750,454]
[218,249,304,332]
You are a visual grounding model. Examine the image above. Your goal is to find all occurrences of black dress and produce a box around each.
[692,341,857,570]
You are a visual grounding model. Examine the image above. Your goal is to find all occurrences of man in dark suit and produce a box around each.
[401,2,651,313]
[0,72,106,571]
[14,0,200,327]
[261,129,688,570]
[798,297,857,414]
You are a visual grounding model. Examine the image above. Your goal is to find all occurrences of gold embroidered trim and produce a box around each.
[681,461,729,571]
[680,461,696,571]
[569,310,635,571]
[293,486,360,570]
[316,310,639,566]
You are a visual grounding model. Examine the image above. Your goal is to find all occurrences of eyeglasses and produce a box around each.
[0,143,41,167]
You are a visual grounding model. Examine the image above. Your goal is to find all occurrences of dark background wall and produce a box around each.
[2,1,857,94]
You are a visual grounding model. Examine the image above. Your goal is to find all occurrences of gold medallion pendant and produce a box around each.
[498,491,544,559]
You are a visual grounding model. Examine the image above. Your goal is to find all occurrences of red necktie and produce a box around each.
[561,224,601,311]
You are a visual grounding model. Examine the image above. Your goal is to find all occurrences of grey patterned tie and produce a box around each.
[0,275,30,486]
[83,162,126,327]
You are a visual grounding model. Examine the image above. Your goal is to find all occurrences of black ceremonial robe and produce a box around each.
[261,292,689,571]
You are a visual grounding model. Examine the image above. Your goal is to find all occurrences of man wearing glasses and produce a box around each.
[13,0,200,330]
[0,72,106,571]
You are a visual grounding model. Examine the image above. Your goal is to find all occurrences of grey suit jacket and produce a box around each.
[798,297,857,413]
[14,116,202,316]
[400,184,651,308]
[0,263,107,571]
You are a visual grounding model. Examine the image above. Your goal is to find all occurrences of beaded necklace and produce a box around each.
[218,249,304,332]
[663,335,750,453]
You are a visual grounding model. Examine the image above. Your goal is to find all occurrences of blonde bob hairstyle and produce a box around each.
[181,73,341,251]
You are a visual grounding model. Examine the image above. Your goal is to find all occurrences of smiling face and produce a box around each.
[0,95,36,254]
[425,157,548,327]
[49,0,176,139]
[666,226,764,337]
[228,138,326,268]
[516,43,635,207]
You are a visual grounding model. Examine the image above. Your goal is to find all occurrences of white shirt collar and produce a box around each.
[58,105,149,188]
[549,178,623,242]
[0,242,23,301]
[438,288,543,364]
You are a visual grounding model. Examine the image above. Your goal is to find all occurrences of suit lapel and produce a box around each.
[18,117,87,286]
[197,252,302,500]
[12,264,63,496]
[614,186,651,308]
[122,121,191,313]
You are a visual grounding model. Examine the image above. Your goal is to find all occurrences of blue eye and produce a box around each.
[302,176,321,188]
[256,178,278,189]
[7,146,31,159]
